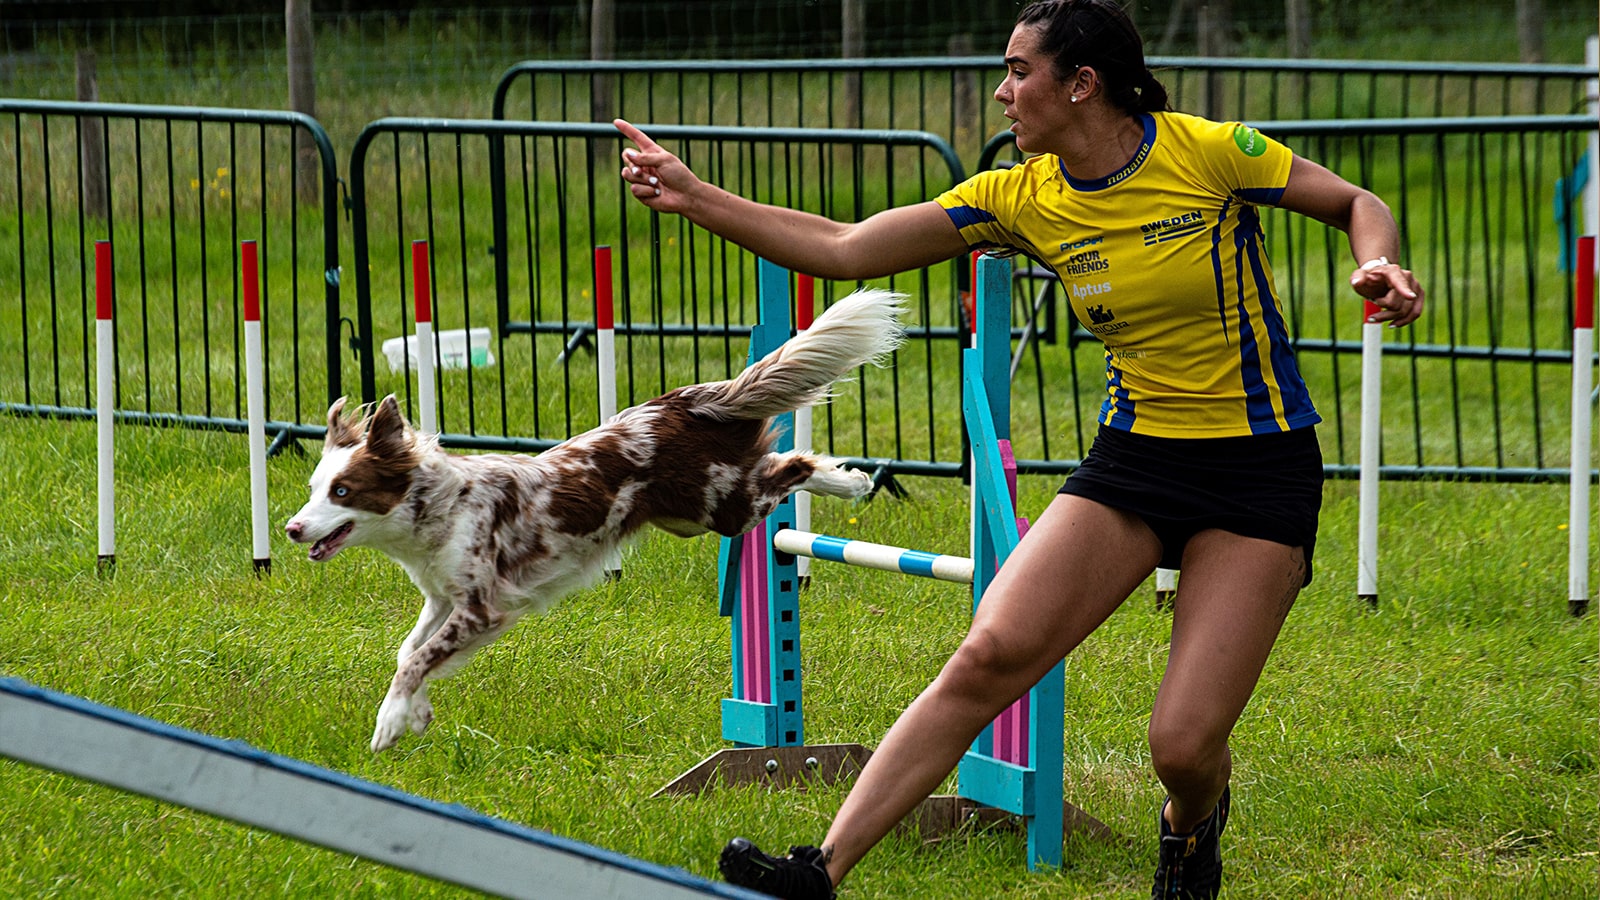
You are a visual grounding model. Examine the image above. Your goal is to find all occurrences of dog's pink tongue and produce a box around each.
[307,522,352,561]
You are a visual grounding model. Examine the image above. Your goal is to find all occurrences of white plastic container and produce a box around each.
[382,327,494,373]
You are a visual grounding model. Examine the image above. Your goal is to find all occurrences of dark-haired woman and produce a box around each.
[618,1,1421,897]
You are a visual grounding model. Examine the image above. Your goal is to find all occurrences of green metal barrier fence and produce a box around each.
[5,97,1594,484]
[0,99,343,446]
[346,118,969,474]
[493,57,1593,175]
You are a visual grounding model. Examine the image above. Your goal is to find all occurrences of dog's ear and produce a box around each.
[324,397,363,449]
[364,395,415,461]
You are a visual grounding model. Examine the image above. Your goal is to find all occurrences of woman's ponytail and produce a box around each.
[1136,69,1171,113]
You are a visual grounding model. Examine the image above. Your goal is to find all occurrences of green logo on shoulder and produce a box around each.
[1232,124,1266,157]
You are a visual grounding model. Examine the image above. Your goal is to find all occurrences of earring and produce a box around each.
[1070,95,1079,103]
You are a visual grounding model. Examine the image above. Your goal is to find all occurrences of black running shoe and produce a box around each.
[1151,785,1230,899]
[719,837,835,900]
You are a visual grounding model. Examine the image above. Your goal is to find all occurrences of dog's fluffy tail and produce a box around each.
[691,287,907,422]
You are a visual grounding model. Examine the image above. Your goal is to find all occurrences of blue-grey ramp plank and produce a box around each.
[0,678,763,900]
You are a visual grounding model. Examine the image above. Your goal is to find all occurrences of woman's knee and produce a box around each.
[937,628,1036,700]
[1147,713,1227,784]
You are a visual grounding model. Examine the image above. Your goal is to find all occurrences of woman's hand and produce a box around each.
[612,117,966,280]
[1351,258,1424,327]
[615,118,699,214]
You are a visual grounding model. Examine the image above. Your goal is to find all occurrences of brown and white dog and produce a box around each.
[285,288,905,752]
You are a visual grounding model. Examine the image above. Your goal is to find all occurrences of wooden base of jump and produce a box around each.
[653,743,1118,847]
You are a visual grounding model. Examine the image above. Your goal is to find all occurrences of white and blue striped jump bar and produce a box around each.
[772,529,974,584]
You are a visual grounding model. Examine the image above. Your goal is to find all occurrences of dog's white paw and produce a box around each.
[371,694,412,753]
[409,693,434,735]
[802,461,874,500]
[844,467,873,498]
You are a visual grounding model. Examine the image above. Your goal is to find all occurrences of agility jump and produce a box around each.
[657,255,1112,870]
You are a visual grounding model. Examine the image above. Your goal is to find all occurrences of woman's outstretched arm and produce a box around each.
[616,118,970,281]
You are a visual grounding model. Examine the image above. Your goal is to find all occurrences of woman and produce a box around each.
[617,2,1422,897]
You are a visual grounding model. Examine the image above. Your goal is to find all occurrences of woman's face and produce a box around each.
[994,23,1078,155]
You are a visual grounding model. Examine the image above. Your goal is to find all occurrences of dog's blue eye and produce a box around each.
[334,486,349,497]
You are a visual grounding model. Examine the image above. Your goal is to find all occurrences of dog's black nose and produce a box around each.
[285,521,304,541]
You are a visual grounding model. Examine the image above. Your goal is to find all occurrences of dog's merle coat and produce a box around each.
[285,288,906,752]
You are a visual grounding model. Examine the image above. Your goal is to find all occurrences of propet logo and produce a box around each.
[1059,236,1103,252]
[1141,210,1207,246]
[1071,282,1128,335]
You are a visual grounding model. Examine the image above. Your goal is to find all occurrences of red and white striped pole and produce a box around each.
[1357,297,1384,606]
[242,240,270,576]
[95,240,115,575]
[595,245,620,580]
[1569,235,1595,616]
[794,274,815,583]
[412,239,437,435]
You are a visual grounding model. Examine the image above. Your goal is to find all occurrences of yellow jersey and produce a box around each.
[937,111,1319,438]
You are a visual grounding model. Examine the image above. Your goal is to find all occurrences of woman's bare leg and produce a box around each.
[816,493,1164,886]
[1150,529,1304,831]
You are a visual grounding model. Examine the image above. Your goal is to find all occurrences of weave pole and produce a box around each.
[1357,297,1384,606]
[1570,235,1595,617]
[411,239,437,435]
[94,240,115,576]
[242,240,271,576]
[595,245,621,580]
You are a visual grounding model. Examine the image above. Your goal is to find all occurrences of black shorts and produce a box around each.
[1058,424,1324,585]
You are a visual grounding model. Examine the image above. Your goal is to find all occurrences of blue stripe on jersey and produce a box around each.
[1240,211,1318,428]
[1102,351,1137,429]
[1144,222,1208,245]
[1209,200,1232,343]
[1230,211,1278,431]
[944,204,998,230]
[1236,186,1286,205]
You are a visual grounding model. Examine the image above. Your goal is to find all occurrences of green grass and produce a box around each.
[0,413,1593,898]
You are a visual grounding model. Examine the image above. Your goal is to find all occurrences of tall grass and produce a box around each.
[0,409,1593,898]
